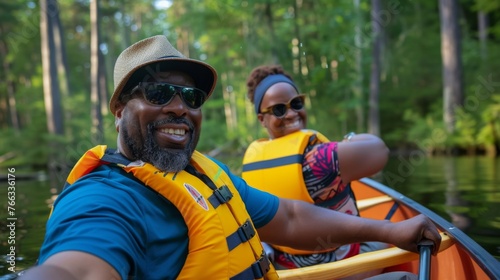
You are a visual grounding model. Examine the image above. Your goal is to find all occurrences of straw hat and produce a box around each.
[110,35,218,115]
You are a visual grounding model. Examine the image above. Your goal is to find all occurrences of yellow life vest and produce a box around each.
[64,145,278,280]
[242,130,355,255]
[242,130,329,203]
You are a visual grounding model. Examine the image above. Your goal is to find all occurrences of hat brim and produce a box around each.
[110,57,217,114]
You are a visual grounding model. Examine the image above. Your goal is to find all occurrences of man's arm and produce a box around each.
[257,198,441,255]
[19,251,121,280]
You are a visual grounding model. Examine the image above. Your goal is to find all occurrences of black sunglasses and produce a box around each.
[137,82,208,110]
[261,94,306,118]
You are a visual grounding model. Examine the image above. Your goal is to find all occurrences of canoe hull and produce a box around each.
[353,178,498,280]
[277,178,500,280]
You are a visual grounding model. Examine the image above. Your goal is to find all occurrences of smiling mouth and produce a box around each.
[159,128,186,135]
[284,119,301,129]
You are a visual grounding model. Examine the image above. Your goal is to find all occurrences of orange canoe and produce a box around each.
[277,178,500,280]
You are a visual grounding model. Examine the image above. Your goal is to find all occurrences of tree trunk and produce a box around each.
[99,50,109,117]
[221,71,237,134]
[0,37,20,132]
[368,0,382,136]
[263,2,280,64]
[119,1,131,50]
[52,8,71,97]
[292,0,302,76]
[91,0,104,143]
[439,0,464,134]
[40,0,65,189]
[353,0,365,133]
[40,0,64,135]
[478,11,488,59]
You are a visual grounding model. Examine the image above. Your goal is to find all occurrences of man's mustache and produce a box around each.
[150,116,194,131]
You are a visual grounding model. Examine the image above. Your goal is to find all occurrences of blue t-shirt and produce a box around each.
[38,158,279,280]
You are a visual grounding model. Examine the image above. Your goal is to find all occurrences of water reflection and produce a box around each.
[443,157,471,231]
[1,156,499,277]
[383,156,500,261]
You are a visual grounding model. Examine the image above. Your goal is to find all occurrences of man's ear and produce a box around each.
[115,117,120,132]
[114,103,124,132]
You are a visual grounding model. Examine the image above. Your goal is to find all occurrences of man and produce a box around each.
[20,35,440,280]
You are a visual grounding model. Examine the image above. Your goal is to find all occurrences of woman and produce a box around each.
[242,65,390,279]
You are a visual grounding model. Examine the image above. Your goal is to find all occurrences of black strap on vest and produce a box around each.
[315,183,355,209]
[207,185,233,209]
[226,219,256,251]
[184,164,233,209]
[101,148,132,166]
[230,252,271,280]
[242,154,303,172]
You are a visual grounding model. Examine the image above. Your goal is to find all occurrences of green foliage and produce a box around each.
[477,95,500,151]
[401,108,448,153]
[2,0,500,175]
[454,108,479,148]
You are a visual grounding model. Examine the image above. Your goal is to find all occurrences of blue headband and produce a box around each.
[254,74,299,114]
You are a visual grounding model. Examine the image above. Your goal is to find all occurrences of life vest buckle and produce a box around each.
[237,220,256,241]
[251,253,271,278]
[214,185,233,203]
[226,219,256,251]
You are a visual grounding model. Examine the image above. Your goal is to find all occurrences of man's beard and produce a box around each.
[122,117,196,172]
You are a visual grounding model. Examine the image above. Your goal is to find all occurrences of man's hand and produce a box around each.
[387,214,442,255]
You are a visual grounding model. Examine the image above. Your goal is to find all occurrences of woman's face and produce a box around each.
[258,82,307,139]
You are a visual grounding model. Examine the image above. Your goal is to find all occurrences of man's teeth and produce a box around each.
[160,128,186,135]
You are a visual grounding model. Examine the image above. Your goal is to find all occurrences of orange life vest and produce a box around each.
[64,145,279,280]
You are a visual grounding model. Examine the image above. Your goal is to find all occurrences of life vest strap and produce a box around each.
[227,219,256,251]
[231,252,271,280]
[101,149,131,166]
[242,154,303,172]
[208,185,233,209]
[315,184,353,208]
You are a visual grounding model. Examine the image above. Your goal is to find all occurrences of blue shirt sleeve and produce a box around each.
[38,166,188,280]
[210,157,279,228]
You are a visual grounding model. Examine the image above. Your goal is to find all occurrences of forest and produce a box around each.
[1,0,499,182]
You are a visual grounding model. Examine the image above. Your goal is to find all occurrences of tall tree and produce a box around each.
[0,36,20,132]
[353,0,365,132]
[477,10,488,59]
[263,1,280,64]
[90,0,104,143]
[439,0,464,134]
[52,5,71,98]
[368,0,382,136]
[40,0,64,136]
[40,0,65,187]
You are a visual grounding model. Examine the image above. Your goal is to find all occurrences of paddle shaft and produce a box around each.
[418,240,434,280]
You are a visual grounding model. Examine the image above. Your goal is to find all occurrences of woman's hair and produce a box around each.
[246,65,294,104]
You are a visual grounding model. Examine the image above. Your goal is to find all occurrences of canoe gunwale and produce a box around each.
[359,177,500,279]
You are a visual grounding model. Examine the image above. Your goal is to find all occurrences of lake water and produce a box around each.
[1,156,499,277]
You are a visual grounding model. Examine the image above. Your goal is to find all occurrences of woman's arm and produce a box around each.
[337,133,389,182]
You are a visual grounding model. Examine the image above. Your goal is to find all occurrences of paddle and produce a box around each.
[417,240,434,280]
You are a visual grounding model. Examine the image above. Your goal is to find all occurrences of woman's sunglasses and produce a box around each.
[137,82,207,110]
[261,94,306,118]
